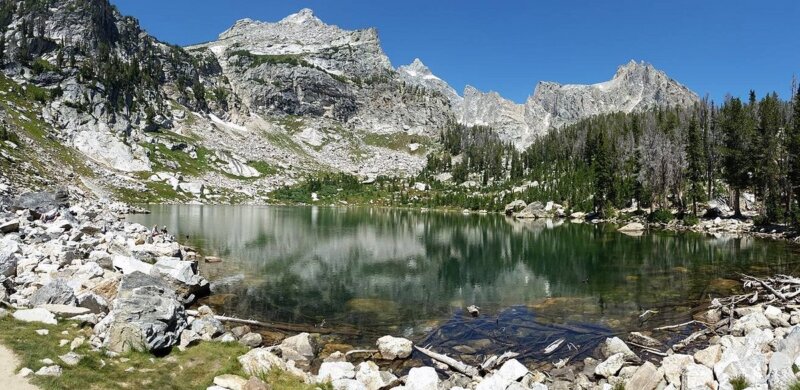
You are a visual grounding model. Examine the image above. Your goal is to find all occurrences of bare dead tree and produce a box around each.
[638,118,687,209]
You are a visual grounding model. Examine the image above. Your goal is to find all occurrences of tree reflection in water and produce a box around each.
[130,205,800,348]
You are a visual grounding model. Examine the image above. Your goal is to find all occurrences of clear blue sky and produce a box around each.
[113,0,799,103]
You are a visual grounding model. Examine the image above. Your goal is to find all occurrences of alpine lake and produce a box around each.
[129,205,800,363]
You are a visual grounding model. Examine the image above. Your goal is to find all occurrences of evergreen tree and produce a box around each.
[452,161,468,184]
[685,115,705,215]
[789,86,800,221]
[720,98,752,218]
[510,150,524,180]
[592,128,614,214]
[754,93,783,222]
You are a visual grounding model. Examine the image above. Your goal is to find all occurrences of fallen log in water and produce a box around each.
[414,345,480,378]
[186,310,361,336]
[543,338,565,355]
[626,341,667,356]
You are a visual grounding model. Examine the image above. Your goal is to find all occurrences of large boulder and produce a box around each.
[693,344,722,368]
[504,200,527,216]
[29,279,77,306]
[190,316,225,340]
[405,367,439,390]
[112,256,154,275]
[618,222,645,232]
[0,219,19,234]
[318,362,355,382]
[515,201,551,219]
[681,363,715,390]
[0,238,19,277]
[778,327,800,361]
[730,312,771,336]
[13,308,57,324]
[238,348,287,376]
[599,337,639,362]
[595,353,625,378]
[153,257,208,297]
[12,190,70,218]
[104,272,188,353]
[625,361,661,390]
[113,256,207,298]
[376,335,412,360]
[281,332,316,359]
[661,354,695,387]
[355,361,396,390]
[239,332,262,348]
[496,359,529,381]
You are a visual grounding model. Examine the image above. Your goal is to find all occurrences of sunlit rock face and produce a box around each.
[452,61,699,148]
[3,2,698,184]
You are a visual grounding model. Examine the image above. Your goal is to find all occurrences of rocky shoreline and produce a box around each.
[1,190,800,389]
[504,199,798,243]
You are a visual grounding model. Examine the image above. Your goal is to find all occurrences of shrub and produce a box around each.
[31,58,58,75]
[648,209,674,224]
[683,215,700,226]
[753,215,772,227]
[730,376,749,390]
[25,84,50,103]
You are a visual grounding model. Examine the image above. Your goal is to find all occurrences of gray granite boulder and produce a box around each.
[104,272,187,353]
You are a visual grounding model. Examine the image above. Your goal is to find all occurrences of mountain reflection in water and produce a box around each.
[129,205,800,350]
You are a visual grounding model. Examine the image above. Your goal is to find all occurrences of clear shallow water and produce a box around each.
[129,205,800,359]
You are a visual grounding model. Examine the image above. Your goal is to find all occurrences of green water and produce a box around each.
[129,205,800,350]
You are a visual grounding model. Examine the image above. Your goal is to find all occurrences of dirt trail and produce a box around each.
[0,344,39,390]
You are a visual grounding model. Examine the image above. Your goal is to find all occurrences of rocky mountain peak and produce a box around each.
[403,58,432,75]
[208,9,392,77]
[615,59,651,75]
[398,59,461,107]
[279,8,323,25]
[459,61,700,148]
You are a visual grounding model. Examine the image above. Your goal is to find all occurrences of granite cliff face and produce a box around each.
[0,2,698,201]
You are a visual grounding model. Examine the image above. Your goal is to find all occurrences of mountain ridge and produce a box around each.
[0,2,699,202]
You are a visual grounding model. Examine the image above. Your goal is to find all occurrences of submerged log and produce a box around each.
[186,310,361,336]
[414,345,480,377]
[543,338,565,355]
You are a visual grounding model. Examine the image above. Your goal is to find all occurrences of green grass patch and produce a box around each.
[115,180,188,204]
[0,316,257,390]
[363,132,432,154]
[141,142,212,177]
[276,116,305,134]
[256,369,331,390]
[248,160,279,176]
[154,129,200,143]
[229,50,315,69]
[263,130,310,158]
[0,316,323,390]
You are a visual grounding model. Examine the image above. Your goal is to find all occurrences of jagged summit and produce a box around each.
[615,59,651,74]
[398,58,461,107]
[279,8,323,25]
[403,58,432,75]
[449,60,699,148]
[203,8,392,77]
